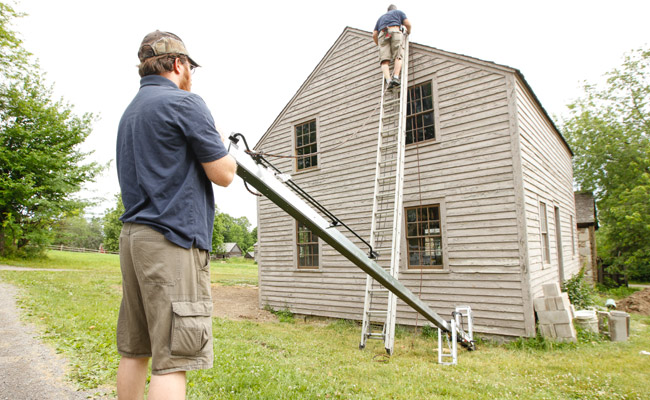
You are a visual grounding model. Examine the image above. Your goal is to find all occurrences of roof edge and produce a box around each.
[255,26,573,157]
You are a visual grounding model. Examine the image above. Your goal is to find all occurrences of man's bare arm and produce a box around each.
[403,19,411,34]
[202,155,237,187]
[373,30,379,45]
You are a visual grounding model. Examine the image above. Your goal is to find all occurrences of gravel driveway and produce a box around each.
[0,277,112,399]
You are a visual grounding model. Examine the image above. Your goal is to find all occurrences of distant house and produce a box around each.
[254,27,579,338]
[215,242,243,259]
[574,192,599,283]
[245,251,255,259]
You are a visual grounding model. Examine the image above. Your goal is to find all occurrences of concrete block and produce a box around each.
[554,323,577,339]
[533,297,547,312]
[609,311,630,342]
[545,297,559,311]
[542,283,562,297]
[538,324,556,338]
[597,311,610,333]
[536,310,572,325]
[559,293,573,315]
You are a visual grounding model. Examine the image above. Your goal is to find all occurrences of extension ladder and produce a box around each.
[359,35,410,355]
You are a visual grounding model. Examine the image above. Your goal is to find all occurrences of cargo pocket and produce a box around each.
[170,301,213,356]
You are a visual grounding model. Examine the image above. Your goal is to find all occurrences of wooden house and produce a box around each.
[253,27,579,338]
[575,192,599,283]
[215,242,243,259]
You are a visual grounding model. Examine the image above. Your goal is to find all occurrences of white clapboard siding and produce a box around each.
[513,77,579,299]
[254,28,573,338]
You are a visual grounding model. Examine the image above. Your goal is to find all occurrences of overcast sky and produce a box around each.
[12,0,649,226]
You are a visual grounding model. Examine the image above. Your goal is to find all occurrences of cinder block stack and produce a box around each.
[532,283,577,342]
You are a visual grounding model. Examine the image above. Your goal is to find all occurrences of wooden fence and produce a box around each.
[47,244,119,255]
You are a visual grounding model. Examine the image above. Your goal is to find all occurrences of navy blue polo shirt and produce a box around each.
[116,75,228,251]
[374,9,407,32]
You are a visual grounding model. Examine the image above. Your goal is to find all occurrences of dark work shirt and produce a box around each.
[374,9,407,32]
[116,75,228,251]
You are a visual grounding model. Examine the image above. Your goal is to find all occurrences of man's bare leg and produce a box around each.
[117,356,149,400]
[381,61,391,82]
[148,371,186,400]
[393,57,403,79]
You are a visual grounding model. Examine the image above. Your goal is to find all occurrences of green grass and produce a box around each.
[210,257,258,286]
[2,251,650,399]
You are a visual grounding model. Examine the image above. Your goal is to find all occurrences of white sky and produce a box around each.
[12,0,650,226]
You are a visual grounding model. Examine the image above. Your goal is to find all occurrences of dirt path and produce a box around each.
[0,279,110,399]
[211,284,277,322]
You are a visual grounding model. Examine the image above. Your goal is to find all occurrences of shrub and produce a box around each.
[562,268,597,309]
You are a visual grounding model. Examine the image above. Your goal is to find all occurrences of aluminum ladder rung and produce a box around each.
[380,142,397,151]
[377,176,396,184]
[366,333,385,340]
[366,310,388,316]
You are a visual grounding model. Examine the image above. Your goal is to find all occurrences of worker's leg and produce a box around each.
[393,57,403,79]
[380,61,391,82]
[148,371,187,400]
[116,356,149,400]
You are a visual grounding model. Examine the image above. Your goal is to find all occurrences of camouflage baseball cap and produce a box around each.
[138,30,200,68]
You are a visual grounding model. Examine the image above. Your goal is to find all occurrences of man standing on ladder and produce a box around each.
[373,4,412,89]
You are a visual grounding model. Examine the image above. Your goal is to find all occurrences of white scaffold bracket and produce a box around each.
[438,305,475,365]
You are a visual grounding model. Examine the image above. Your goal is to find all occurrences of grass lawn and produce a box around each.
[1,251,649,399]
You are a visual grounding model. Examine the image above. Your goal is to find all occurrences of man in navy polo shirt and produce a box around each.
[373,5,412,89]
[115,30,237,400]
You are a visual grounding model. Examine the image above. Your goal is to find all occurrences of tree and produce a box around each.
[0,3,102,256]
[212,210,256,255]
[52,213,103,250]
[102,194,124,253]
[212,207,226,254]
[562,47,650,281]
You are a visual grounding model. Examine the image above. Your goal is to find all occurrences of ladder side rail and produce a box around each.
[383,34,410,354]
[229,141,456,336]
[361,77,390,349]
[369,79,389,252]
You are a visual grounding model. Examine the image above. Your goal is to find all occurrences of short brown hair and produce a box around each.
[138,54,189,77]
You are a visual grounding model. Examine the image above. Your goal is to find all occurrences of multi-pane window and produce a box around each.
[295,120,318,170]
[539,202,550,263]
[405,205,443,269]
[297,221,319,269]
[406,82,435,145]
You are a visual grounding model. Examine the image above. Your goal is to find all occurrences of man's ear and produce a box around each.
[173,58,183,74]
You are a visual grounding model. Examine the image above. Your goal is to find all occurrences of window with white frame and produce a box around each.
[296,221,319,269]
[295,120,318,171]
[539,202,550,264]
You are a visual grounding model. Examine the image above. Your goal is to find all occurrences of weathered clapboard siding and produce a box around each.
[254,27,573,338]
[514,77,578,299]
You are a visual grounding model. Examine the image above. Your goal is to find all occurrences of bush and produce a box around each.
[420,324,438,338]
[562,268,597,309]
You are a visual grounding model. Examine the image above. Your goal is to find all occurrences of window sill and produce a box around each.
[401,268,449,274]
[295,267,322,272]
[293,166,321,175]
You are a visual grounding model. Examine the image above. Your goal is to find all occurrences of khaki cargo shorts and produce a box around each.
[116,222,213,375]
[378,27,404,63]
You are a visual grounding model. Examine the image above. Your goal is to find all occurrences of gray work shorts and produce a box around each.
[116,222,213,375]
